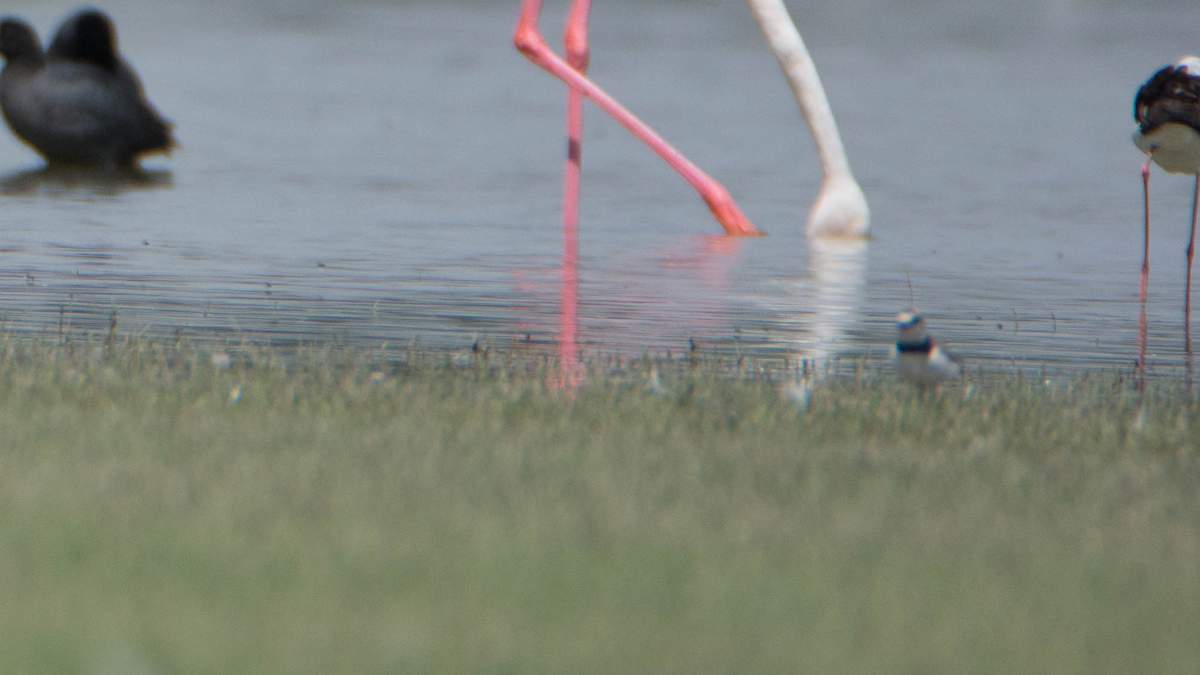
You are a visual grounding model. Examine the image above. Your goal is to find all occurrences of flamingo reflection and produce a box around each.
[513,234,746,387]
[516,233,869,390]
[751,237,868,376]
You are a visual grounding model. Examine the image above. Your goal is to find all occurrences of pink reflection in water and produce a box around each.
[543,233,747,389]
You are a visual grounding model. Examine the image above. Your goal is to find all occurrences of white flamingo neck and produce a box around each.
[744,0,869,237]
[745,0,852,178]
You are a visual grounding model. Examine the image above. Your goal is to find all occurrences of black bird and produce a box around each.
[0,8,173,168]
[1133,55,1200,338]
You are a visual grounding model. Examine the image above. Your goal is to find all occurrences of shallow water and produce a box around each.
[1,0,1199,379]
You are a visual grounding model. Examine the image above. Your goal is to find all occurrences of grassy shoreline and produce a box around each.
[0,337,1196,674]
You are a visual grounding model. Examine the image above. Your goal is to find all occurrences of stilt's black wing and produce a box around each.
[1136,64,1200,126]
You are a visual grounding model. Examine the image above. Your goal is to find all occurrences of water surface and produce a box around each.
[2,0,1199,379]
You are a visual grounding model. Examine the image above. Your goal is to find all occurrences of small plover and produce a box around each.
[894,308,962,386]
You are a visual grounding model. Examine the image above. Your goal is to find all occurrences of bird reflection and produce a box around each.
[554,211,583,388]
[522,233,744,388]
[753,237,868,375]
[0,164,171,195]
[529,232,869,389]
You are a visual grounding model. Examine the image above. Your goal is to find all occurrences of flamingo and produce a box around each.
[513,0,869,240]
[1133,55,1200,362]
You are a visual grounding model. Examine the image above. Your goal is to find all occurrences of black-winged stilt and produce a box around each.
[1133,55,1200,360]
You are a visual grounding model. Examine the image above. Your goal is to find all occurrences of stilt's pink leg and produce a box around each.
[1141,158,1152,303]
[514,0,760,236]
[1188,177,1196,393]
[1185,174,1198,349]
[1139,158,1151,385]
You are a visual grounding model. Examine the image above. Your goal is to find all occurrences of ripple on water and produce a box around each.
[0,0,1195,382]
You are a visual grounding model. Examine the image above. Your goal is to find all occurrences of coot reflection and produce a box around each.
[0,7,173,169]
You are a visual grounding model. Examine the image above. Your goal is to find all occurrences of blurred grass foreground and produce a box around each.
[0,336,1197,674]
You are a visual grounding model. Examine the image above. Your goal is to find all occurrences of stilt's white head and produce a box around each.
[807,173,870,238]
[1177,55,1200,74]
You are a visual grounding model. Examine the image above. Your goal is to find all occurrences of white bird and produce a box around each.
[1132,55,1200,343]
[513,0,868,240]
[894,308,962,386]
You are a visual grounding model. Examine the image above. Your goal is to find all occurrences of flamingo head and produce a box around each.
[806,173,870,239]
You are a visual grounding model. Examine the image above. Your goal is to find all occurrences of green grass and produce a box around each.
[0,337,1196,674]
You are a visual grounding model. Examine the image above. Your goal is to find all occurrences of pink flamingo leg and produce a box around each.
[554,0,590,389]
[514,0,761,236]
[561,0,589,237]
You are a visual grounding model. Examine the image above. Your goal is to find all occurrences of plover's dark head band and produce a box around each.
[896,337,933,354]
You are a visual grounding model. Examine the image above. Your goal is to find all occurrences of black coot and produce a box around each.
[0,8,174,168]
